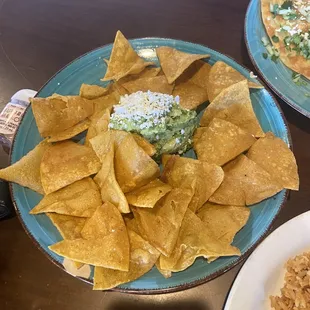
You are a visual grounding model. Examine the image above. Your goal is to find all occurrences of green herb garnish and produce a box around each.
[262,53,268,59]
[281,0,293,9]
[271,55,278,63]
[272,35,280,43]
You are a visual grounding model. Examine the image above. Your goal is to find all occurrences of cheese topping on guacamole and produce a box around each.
[109,91,198,157]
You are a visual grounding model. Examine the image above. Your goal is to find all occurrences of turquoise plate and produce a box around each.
[245,0,310,118]
[10,38,290,294]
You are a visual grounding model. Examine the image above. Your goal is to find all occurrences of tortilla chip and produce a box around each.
[193,118,256,166]
[122,75,174,94]
[47,213,86,240]
[197,203,250,245]
[132,133,156,157]
[47,119,90,143]
[40,141,101,194]
[173,81,208,110]
[85,109,110,146]
[102,31,153,81]
[118,67,161,85]
[156,46,210,84]
[159,209,240,272]
[156,260,172,278]
[200,80,264,137]
[0,140,49,194]
[126,179,172,208]
[93,229,159,290]
[79,84,109,99]
[31,95,93,137]
[114,132,160,193]
[209,154,283,206]
[207,61,263,102]
[92,91,119,115]
[132,188,193,256]
[30,178,102,217]
[247,132,299,190]
[93,138,130,213]
[162,155,224,212]
[49,203,129,271]
[89,130,113,161]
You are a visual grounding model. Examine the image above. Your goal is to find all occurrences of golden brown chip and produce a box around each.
[193,118,256,166]
[85,109,110,146]
[247,132,299,190]
[49,204,129,271]
[155,260,172,278]
[93,138,130,213]
[47,119,90,143]
[91,91,119,115]
[40,141,101,194]
[173,81,208,110]
[162,155,224,212]
[207,61,263,102]
[79,84,109,99]
[118,67,161,85]
[200,80,264,137]
[159,209,240,272]
[156,46,210,84]
[209,154,283,206]
[197,202,250,245]
[122,75,174,94]
[89,130,113,161]
[93,229,159,290]
[125,179,172,208]
[114,132,160,193]
[47,213,86,240]
[0,140,50,194]
[102,31,153,81]
[31,95,93,137]
[132,188,193,256]
[132,133,156,157]
[30,178,102,217]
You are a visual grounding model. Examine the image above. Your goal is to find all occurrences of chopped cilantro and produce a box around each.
[283,12,298,20]
[272,35,280,43]
[271,55,278,63]
[305,93,310,97]
[262,53,268,59]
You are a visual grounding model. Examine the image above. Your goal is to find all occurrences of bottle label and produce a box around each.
[0,102,27,135]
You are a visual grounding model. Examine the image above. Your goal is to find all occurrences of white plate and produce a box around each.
[224,211,310,310]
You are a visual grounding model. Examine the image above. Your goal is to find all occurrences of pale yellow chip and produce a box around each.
[0,140,50,194]
[156,260,172,278]
[122,75,174,94]
[85,109,110,146]
[79,84,109,99]
[125,179,172,208]
[118,67,161,85]
[193,118,256,166]
[89,130,114,161]
[207,61,263,102]
[93,229,159,290]
[197,202,250,245]
[31,95,93,137]
[156,46,210,84]
[91,91,119,115]
[40,141,101,194]
[173,81,208,110]
[159,209,241,272]
[93,138,130,213]
[102,31,153,81]
[47,119,90,143]
[47,213,86,240]
[161,155,224,212]
[132,133,156,157]
[114,132,160,193]
[49,203,130,271]
[209,154,283,206]
[30,178,102,217]
[132,188,193,256]
[247,132,299,190]
[200,80,264,137]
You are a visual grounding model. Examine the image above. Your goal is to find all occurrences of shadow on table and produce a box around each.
[108,299,208,310]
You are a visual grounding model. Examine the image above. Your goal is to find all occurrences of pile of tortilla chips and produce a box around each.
[0,30,299,291]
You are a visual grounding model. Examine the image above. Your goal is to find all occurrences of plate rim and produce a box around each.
[244,0,310,119]
[223,210,310,309]
[9,36,291,294]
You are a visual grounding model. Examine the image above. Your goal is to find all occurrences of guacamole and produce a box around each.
[109,91,198,157]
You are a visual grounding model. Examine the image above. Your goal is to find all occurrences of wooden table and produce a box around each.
[0,0,309,309]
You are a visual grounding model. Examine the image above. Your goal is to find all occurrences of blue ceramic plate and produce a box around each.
[11,38,290,294]
[245,0,310,118]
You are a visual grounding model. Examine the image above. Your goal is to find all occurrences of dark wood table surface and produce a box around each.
[1,0,310,309]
